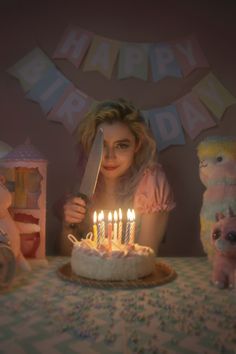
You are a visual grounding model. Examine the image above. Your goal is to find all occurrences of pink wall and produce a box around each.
[1,0,236,256]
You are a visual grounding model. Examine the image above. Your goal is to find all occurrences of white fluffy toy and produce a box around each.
[0,176,40,272]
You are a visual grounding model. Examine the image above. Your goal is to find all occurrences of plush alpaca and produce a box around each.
[0,177,40,272]
[197,136,236,261]
[211,209,236,288]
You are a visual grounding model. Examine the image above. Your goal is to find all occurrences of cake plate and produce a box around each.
[57,261,177,289]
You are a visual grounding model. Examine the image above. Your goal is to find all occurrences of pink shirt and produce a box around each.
[133,165,175,214]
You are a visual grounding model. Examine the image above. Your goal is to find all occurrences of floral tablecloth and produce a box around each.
[0,257,235,354]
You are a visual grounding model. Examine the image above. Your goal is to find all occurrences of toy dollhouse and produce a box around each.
[1,139,47,265]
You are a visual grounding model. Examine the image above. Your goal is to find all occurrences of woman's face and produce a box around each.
[98,121,139,180]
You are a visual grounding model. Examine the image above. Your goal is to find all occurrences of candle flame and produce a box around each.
[127,208,132,221]
[108,211,112,222]
[132,209,135,221]
[93,211,97,223]
[114,210,118,222]
[94,208,134,246]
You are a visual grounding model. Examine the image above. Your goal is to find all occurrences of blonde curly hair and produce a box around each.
[75,98,158,205]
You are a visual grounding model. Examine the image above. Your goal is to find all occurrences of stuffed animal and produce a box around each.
[197,136,236,261]
[211,208,236,288]
[0,176,40,272]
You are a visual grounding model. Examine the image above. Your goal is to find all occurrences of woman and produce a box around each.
[62,99,175,254]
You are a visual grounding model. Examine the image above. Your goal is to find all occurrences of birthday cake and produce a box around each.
[68,234,156,281]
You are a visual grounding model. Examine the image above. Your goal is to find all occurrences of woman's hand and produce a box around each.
[63,196,86,224]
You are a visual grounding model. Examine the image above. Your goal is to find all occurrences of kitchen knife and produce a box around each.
[75,127,104,203]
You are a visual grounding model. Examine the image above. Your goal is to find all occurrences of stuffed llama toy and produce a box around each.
[0,176,40,272]
[197,136,236,261]
[211,209,236,288]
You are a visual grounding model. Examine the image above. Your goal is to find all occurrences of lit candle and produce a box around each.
[125,209,131,245]
[100,210,105,244]
[113,210,118,241]
[93,211,98,244]
[130,209,136,244]
[108,211,112,250]
[97,211,101,247]
[118,208,123,244]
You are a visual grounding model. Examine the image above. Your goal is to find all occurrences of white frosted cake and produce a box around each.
[68,234,156,281]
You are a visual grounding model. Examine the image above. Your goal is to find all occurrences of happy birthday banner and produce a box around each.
[52,27,209,80]
[8,29,236,151]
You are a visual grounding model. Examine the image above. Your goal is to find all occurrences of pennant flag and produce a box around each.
[47,84,93,133]
[118,43,149,80]
[7,29,232,146]
[83,35,120,79]
[148,105,185,151]
[8,48,54,91]
[175,92,216,139]
[53,26,93,68]
[26,66,70,113]
[172,35,209,76]
[150,43,182,82]
[140,110,151,126]
[193,72,236,119]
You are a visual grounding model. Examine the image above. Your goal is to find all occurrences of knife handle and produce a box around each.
[69,192,90,229]
[75,192,90,205]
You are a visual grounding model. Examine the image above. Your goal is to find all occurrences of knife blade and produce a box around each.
[75,127,104,202]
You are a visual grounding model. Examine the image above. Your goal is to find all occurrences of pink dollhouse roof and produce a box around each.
[2,139,47,162]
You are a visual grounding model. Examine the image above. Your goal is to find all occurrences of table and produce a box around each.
[0,257,235,354]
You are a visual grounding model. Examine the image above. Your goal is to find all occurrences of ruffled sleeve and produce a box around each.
[133,165,176,214]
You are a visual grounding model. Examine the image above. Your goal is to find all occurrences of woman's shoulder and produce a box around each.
[140,164,166,183]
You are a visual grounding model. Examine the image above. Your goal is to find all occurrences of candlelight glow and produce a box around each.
[98,211,102,222]
[113,210,118,241]
[107,211,112,249]
[127,208,132,221]
[93,211,98,244]
[132,209,135,221]
[92,208,136,246]
[129,209,136,243]
[93,211,97,224]
[118,208,123,243]
[100,210,105,243]
[108,211,112,222]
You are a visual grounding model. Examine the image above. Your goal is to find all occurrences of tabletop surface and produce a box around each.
[0,257,235,354]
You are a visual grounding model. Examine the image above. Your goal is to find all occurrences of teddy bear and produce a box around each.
[211,208,236,288]
[0,175,40,272]
[197,136,236,261]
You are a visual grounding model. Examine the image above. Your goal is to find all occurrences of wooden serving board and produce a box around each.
[57,261,177,289]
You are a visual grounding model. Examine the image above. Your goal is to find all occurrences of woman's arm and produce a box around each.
[138,211,169,254]
[64,196,87,224]
[58,196,88,255]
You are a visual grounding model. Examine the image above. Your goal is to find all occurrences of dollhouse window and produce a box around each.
[5,167,42,209]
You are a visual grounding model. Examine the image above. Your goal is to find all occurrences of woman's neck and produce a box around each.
[94,177,119,210]
[103,178,118,194]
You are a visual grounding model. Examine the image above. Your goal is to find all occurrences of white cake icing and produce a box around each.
[68,235,156,281]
